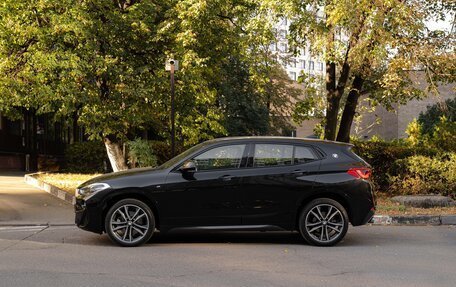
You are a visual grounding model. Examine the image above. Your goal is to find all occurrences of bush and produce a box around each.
[127,139,157,168]
[353,109,456,197]
[430,116,456,152]
[418,98,456,136]
[406,117,456,152]
[65,141,108,173]
[353,140,438,193]
[353,138,456,198]
[389,154,456,198]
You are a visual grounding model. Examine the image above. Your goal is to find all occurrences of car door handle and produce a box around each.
[219,175,235,181]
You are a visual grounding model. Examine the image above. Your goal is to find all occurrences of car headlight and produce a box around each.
[76,183,110,199]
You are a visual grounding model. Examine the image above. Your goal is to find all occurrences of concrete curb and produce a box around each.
[371,215,456,226]
[24,173,75,205]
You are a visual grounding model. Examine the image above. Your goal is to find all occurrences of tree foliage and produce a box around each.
[266,0,455,142]
[418,97,456,135]
[0,0,298,170]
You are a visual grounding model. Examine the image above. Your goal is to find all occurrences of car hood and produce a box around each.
[79,167,169,189]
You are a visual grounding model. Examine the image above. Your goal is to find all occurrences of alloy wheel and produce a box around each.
[304,203,345,244]
[109,204,150,244]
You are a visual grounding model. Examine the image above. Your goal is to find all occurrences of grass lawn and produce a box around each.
[33,173,100,195]
[376,196,456,216]
[31,173,456,215]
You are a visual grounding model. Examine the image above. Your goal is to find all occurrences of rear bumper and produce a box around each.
[363,208,375,225]
[348,181,376,226]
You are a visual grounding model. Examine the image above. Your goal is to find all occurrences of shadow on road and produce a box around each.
[149,231,306,245]
[3,225,453,249]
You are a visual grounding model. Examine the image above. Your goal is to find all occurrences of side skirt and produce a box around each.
[164,225,287,233]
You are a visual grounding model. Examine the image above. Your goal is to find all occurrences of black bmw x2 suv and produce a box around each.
[75,137,375,247]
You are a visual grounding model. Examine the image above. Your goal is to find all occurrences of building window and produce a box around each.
[279,43,287,52]
[309,61,314,70]
[289,58,297,68]
[318,62,324,71]
[300,60,306,69]
[289,72,297,81]
[279,29,287,40]
[269,43,276,51]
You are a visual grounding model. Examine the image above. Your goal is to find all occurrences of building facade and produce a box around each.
[272,17,325,81]
[0,111,80,171]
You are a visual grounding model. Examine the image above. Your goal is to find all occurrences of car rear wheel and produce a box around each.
[105,199,155,247]
[299,198,348,246]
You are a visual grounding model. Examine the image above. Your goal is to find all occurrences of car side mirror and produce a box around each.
[180,160,197,174]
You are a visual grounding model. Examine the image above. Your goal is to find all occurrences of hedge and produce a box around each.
[64,141,108,173]
[353,140,455,198]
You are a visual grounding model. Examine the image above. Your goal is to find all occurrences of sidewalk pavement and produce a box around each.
[0,172,73,226]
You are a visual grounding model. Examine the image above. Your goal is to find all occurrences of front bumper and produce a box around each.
[74,198,104,234]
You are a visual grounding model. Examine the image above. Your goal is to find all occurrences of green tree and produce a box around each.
[0,0,251,171]
[0,0,302,172]
[217,57,269,136]
[0,0,173,171]
[268,0,455,142]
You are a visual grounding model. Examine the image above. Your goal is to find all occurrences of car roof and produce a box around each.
[204,136,353,147]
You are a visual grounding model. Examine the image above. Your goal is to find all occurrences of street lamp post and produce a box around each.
[166,59,179,157]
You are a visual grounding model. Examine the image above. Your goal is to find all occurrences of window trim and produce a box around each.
[246,142,321,169]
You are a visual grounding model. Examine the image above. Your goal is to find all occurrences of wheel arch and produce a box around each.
[102,189,160,232]
[295,193,352,230]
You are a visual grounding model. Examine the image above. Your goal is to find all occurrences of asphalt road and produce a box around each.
[0,172,455,287]
[0,225,455,287]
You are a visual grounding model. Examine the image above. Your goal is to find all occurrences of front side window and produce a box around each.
[254,144,293,167]
[193,145,246,171]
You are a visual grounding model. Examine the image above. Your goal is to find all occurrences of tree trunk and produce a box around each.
[323,25,340,141]
[104,135,128,172]
[324,60,339,141]
[336,75,365,143]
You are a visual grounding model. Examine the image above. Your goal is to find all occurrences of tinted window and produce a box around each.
[294,146,316,164]
[254,144,293,167]
[193,145,246,171]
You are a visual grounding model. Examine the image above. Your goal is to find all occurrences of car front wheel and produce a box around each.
[299,198,349,246]
[105,199,155,247]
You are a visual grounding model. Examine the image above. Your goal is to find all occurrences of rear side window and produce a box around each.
[254,144,293,167]
[294,146,316,164]
[194,144,246,170]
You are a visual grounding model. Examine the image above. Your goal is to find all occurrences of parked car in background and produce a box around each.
[75,137,375,247]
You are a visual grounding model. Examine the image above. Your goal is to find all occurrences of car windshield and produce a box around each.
[157,141,209,170]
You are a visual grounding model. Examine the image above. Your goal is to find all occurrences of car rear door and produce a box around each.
[161,144,248,228]
[241,142,321,228]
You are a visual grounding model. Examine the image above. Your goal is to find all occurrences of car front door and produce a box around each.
[161,144,247,228]
[241,143,321,227]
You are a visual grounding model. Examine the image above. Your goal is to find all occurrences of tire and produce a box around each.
[298,198,349,246]
[105,198,155,247]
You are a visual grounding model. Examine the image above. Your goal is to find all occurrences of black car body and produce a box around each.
[75,137,375,246]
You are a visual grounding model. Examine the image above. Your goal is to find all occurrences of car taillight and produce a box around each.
[347,167,371,179]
